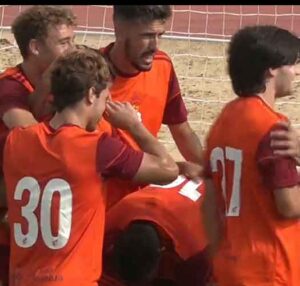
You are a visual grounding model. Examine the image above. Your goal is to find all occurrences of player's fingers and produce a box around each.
[273,149,295,156]
[274,121,291,129]
[270,140,290,149]
[270,130,289,140]
[106,101,120,111]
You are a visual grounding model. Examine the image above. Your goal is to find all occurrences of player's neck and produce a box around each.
[256,87,276,109]
[21,60,42,88]
[109,42,139,76]
[49,108,88,131]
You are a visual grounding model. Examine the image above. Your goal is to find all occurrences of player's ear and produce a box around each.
[268,67,278,78]
[28,39,40,57]
[87,87,97,104]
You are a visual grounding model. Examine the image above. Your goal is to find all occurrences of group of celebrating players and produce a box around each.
[0,5,300,286]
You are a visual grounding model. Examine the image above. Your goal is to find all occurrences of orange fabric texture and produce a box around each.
[100,177,207,286]
[4,123,107,286]
[0,66,34,247]
[205,96,300,285]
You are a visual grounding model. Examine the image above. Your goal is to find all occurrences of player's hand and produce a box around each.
[104,101,141,130]
[177,161,203,182]
[270,121,300,165]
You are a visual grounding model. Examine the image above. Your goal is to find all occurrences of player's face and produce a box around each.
[124,20,166,72]
[274,63,300,98]
[88,87,110,131]
[36,24,75,72]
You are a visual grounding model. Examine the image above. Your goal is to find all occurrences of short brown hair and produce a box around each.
[12,5,77,58]
[113,5,172,24]
[51,47,111,112]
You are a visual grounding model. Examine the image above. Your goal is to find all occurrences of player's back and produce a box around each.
[101,176,209,286]
[206,96,300,285]
[106,176,206,260]
[4,122,106,286]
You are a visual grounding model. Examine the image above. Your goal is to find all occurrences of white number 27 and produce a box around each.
[210,147,243,216]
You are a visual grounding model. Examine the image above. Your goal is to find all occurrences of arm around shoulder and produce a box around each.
[257,127,300,219]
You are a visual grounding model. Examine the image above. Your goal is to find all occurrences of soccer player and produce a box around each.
[103,5,202,161]
[3,48,178,286]
[202,25,300,285]
[0,5,76,129]
[101,5,203,207]
[0,6,76,286]
[100,176,211,286]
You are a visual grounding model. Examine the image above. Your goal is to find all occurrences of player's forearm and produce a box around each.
[202,179,222,257]
[174,131,203,164]
[128,122,174,164]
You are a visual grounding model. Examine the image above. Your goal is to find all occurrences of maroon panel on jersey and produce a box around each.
[162,67,188,125]
[257,127,300,189]
[0,78,30,118]
[96,133,143,180]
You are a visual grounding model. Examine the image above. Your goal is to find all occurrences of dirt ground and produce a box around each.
[1,31,300,160]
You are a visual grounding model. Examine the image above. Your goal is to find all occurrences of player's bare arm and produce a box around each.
[2,108,37,129]
[104,101,179,184]
[168,121,203,164]
[202,178,222,258]
[273,186,300,219]
[270,121,300,166]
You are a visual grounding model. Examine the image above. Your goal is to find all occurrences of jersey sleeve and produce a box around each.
[162,65,188,125]
[256,126,300,190]
[96,133,144,180]
[0,78,30,119]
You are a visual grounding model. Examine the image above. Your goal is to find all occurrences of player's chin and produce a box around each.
[135,59,153,72]
[138,63,152,72]
[276,89,293,98]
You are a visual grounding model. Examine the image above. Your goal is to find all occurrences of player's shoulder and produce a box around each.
[0,65,30,94]
[0,73,26,91]
[5,123,43,152]
[153,50,173,65]
[9,122,44,136]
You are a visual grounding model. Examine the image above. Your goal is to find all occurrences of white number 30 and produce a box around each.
[14,177,72,250]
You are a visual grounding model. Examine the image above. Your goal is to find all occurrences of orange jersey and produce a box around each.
[205,96,300,285]
[0,66,34,249]
[4,122,107,286]
[101,176,208,286]
[101,44,186,137]
[100,43,188,210]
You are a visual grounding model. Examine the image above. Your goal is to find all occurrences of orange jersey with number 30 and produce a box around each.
[4,123,108,286]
